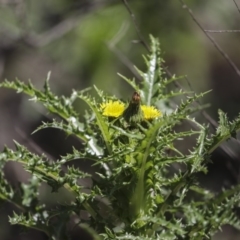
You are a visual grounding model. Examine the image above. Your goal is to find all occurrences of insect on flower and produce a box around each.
[131,91,141,104]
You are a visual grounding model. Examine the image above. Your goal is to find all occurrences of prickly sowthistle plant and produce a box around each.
[1,36,240,240]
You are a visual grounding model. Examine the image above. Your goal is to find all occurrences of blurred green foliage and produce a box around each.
[1,0,240,103]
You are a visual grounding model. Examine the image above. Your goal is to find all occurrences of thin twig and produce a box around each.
[25,14,82,47]
[107,21,141,80]
[121,0,150,52]
[107,44,141,80]
[120,0,240,179]
[120,0,220,132]
[179,0,240,78]
[3,2,103,49]
[178,1,240,149]
[178,0,240,178]
[204,30,240,33]
[233,0,240,15]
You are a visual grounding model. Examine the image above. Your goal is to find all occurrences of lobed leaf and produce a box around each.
[78,93,112,154]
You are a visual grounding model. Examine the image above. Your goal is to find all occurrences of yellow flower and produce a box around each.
[141,105,161,120]
[100,100,161,120]
[100,100,125,117]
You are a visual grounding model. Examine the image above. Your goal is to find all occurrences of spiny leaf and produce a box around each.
[21,175,41,208]
[117,73,139,92]
[160,90,193,100]
[208,110,240,154]
[161,74,185,87]
[136,35,163,106]
[0,142,97,218]
[190,127,209,173]
[0,79,78,119]
[9,212,51,237]
[175,91,211,117]
[130,118,166,217]
[0,79,89,139]
[216,109,231,137]
[78,93,112,154]
[60,147,99,162]
[32,119,87,142]
[94,85,105,99]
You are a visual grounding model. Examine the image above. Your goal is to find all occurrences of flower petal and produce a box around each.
[141,105,161,120]
[101,100,125,117]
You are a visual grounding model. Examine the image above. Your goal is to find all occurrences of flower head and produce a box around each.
[141,105,162,120]
[100,94,162,121]
[100,100,125,117]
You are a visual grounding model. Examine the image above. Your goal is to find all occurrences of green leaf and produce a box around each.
[78,94,112,154]
[130,118,165,217]
[136,35,163,106]
[208,109,240,154]
[9,212,51,237]
[32,119,87,142]
[117,73,139,92]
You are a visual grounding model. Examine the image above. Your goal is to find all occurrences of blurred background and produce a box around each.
[1,0,240,239]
